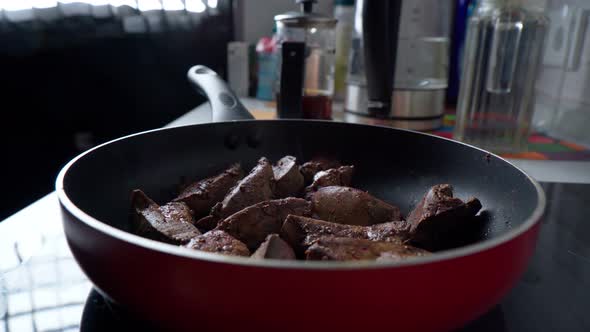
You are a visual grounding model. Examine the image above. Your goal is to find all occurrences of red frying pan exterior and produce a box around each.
[60,200,541,332]
[56,65,545,331]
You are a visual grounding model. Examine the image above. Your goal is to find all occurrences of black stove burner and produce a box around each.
[81,289,156,332]
[80,183,590,332]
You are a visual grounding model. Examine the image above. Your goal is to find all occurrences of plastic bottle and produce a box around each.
[256,35,278,101]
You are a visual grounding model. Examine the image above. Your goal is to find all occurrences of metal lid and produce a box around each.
[274,0,337,28]
[275,11,337,28]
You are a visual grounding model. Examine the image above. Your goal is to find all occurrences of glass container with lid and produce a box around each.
[274,0,337,119]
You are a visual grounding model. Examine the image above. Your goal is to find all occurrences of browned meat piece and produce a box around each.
[216,198,311,250]
[305,236,429,261]
[407,184,462,228]
[272,156,305,198]
[194,215,219,233]
[173,164,243,218]
[370,221,412,241]
[280,215,409,256]
[281,215,364,254]
[299,158,341,184]
[212,157,275,219]
[304,165,354,198]
[131,190,200,245]
[310,186,402,226]
[251,234,296,260]
[184,230,250,256]
[407,184,483,251]
[159,202,195,225]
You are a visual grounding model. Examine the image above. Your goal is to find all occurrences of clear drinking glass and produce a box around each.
[454,0,549,153]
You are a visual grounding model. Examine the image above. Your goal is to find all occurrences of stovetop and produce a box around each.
[2,182,589,331]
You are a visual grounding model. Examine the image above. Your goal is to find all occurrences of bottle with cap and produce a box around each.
[274,0,337,119]
[454,0,549,153]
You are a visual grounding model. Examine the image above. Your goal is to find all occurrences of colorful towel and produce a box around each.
[430,114,590,161]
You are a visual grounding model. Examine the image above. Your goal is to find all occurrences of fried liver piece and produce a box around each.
[212,157,275,219]
[173,163,243,218]
[131,190,200,245]
[194,215,219,233]
[272,156,305,198]
[159,202,195,225]
[304,165,354,198]
[299,158,342,184]
[216,198,311,251]
[280,215,410,256]
[184,230,250,256]
[310,186,402,226]
[407,184,483,251]
[305,236,429,261]
[251,234,296,260]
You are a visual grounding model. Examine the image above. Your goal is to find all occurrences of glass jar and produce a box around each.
[454,0,549,153]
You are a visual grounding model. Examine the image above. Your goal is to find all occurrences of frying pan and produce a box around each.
[56,63,545,331]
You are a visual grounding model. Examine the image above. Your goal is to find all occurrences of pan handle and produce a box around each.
[187,65,255,122]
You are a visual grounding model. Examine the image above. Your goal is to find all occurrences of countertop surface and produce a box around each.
[1,99,589,331]
[170,99,590,184]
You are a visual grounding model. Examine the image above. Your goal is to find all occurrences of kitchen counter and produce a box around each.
[1,99,589,331]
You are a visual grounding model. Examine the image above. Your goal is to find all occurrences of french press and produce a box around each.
[274,0,337,119]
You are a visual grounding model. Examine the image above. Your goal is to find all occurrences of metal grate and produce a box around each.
[0,231,91,332]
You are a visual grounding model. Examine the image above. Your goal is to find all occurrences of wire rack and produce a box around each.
[0,231,92,332]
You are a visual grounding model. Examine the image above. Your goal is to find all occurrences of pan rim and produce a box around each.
[56,119,546,270]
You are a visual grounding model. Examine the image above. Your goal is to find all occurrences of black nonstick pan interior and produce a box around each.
[62,119,540,246]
